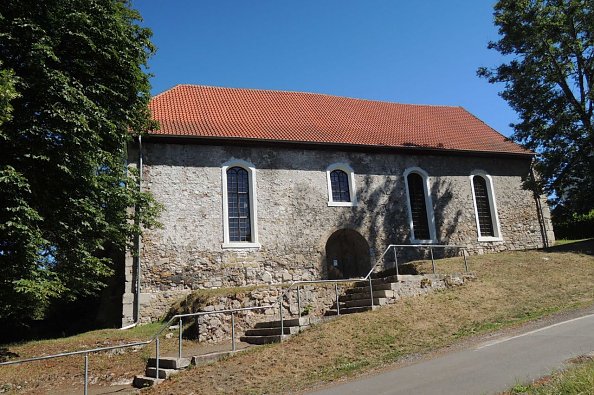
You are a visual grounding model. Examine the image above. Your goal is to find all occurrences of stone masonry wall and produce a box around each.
[128,142,554,322]
[160,273,471,344]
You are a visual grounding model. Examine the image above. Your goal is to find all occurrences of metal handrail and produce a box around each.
[1,243,469,394]
[0,304,276,394]
[0,340,151,367]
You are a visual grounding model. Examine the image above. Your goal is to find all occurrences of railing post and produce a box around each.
[393,246,399,281]
[430,247,436,274]
[279,302,284,342]
[369,277,374,308]
[231,312,236,352]
[463,249,469,272]
[155,337,160,379]
[335,283,340,316]
[296,285,301,325]
[178,317,183,360]
[84,352,89,395]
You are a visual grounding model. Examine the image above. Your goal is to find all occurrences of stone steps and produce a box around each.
[133,357,190,388]
[340,297,388,308]
[241,316,314,345]
[325,305,379,315]
[133,273,457,389]
[244,326,300,336]
[254,316,312,328]
[239,334,290,345]
[147,356,191,370]
[353,275,401,287]
[346,283,397,294]
[340,289,395,300]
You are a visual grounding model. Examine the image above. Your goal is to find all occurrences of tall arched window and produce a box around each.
[330,169,351,202]
[326,163,357,207]
[221,160,260,249]
[226,167,251,242]
[404,167,436,243]
[407,173,430,240]
[470,171,501,241]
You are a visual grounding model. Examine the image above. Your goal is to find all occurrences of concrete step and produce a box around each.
[147,356,191,369]
[339,289,395,301]
[239,334,289,345]
[340,298,388,308]
[353,275,400,287]
[346,283,397,294]
[192,348,248,366]
[144,367,179,380]
[325,305,379,316]
[132,375,163,388]
[244,326,301,336]
[254,316,310,328]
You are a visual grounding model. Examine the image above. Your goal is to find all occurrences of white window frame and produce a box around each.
[403,167,437,244]
[326,163,357,207]
[469,170,502,242]
[221,159,260,249]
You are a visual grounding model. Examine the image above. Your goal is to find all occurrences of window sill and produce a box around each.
[327,201,357,207]
[477,236,503,242]
[222,242,261,250]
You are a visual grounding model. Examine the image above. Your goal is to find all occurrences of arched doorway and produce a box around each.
[325,229,371,279]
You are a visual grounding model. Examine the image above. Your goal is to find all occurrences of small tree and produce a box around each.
[479,0,594,215]
[0,0,160,325]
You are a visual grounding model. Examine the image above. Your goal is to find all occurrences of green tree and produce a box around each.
[0,0,160,325]
[479,0,594,215]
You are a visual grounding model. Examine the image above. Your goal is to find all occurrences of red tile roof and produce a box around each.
[148,85,531,156]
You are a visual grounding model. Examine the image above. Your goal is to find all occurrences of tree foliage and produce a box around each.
[479,0,594,215]
[0,0,161,324]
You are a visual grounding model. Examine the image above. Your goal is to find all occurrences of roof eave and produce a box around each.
[139,133,535,159]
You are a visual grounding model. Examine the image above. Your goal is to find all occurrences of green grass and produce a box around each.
[509,356,594,394]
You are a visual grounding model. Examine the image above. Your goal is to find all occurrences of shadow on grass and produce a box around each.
[0,347,19,362]
[545,239,594,255]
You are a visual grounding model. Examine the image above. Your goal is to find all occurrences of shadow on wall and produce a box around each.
[322,174,462,277]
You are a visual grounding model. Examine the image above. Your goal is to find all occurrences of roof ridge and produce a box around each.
[151,84,185,100]
[158,84,463,109]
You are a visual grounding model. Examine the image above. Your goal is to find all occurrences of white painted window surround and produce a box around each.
[221,159,260,249]
[403,167,437,243]
[326,163,357,207]
[469,170,502,242]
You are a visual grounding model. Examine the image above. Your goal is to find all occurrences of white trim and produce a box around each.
[469,170,502,242]
[221,159,260,249]
[326,163,357,207]
[403,167,437,243]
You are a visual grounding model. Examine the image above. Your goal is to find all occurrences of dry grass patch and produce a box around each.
[150,245,594,395]
[0,322,177,393]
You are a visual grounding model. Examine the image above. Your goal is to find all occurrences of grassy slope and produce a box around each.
[151,243,594,395]
[0,323,161,393]
[1,241,592,394]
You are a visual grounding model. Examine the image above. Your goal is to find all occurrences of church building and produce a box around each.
[121,85,554,324]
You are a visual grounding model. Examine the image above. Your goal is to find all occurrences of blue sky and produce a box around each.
[134,1,517,137]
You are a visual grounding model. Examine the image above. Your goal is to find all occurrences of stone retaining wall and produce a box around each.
[156,273,475,340]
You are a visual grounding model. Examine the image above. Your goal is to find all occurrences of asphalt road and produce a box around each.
[310,313,594,395]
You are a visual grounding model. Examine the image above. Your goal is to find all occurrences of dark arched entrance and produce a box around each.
[325,229,371,279]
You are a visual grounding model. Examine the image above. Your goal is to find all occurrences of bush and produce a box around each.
[553,210,594,240]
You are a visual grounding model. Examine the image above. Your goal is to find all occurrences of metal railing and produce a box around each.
[273,244,469,339]
[387,244,469,276]
[0,304,274,394]
[0,243,469,393]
